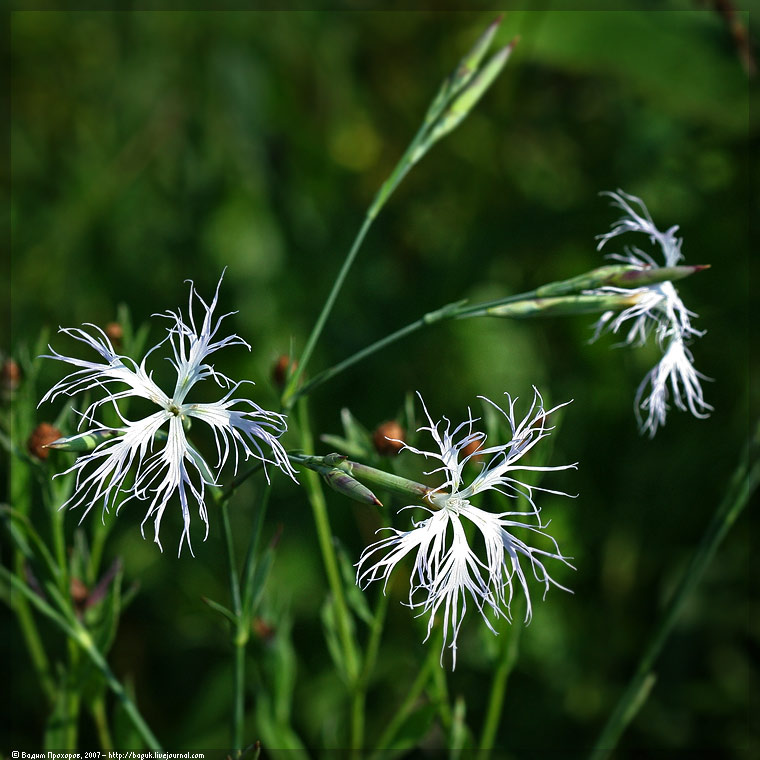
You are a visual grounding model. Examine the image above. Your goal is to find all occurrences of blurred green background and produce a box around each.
[8,7,755,756]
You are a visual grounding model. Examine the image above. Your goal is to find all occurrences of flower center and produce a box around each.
[442,495,468,514]
[168,402,182,416]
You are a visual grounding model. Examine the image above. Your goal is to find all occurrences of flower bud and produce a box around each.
[451,15,503,93]
[252,617,276,641]
[373,420,405,456]
[27,423,63,460]
[429,38,518,144]
[70,577,89,609]
[1,358,21,394]
[272,355,298,390]
[461,438,483,461]
[45,428,120,452]
[104,322,124,347]
[323,467,382,507]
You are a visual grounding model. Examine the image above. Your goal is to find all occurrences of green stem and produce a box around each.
[282,81,449,408]
[351,581,392,760]
[589,420,760,760]
[12,553,56,701]
[477,612,524,759]
[285,287,545,407]
[288,262,701,407]
[91,694,114,750]
[369,640,440,760]
[64,640,82,748]
[4,568,161,750]
[283,214,374,402]
[297,399,360,685]
[221,501,246,753]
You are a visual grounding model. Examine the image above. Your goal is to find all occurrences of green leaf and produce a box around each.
[201,595,238,626]
[335,539,374,626]
[44,679,77,750]
[320,594,355,683]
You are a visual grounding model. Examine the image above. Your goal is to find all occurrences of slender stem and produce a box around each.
[12,553,56,701]
[351,581,392,760]
[477,612,524,759]
[221,502,242,615]
[589,421,760,760]
[369,640,440,760]
[221,501,245,753]
[64,640,82,748]
[284,214,374,402]
[4,568,162,750]
[288,316,427,408]
[282,87,446,407]
[287,287,545,406]
[91,694,114,750]
[297,399,360,685]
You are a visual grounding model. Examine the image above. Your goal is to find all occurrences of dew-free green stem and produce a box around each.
[297,400,360,686]
[288,263,705,406]
[4,568,161,750]
[477,612,524,759]
[221,501,246,753]
[91,694,115,751]
[11,553,56,701]
[352,582,392,759]
[282,25,497,407]
[589,420,760,760]
[369,638,440,760]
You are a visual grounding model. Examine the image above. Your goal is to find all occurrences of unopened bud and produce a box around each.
[1,358,21,394]
[272,355,298,390]
[607,264,711,288]
[323,468,382,507]
[486,293,644,319]
[70,577,89,608]
[46,428,120,452]
[104,322,124,347]
[452,15,503,93]
[461,438,483,461]
[373,420,406,456]
[252,617,276,641]
[429,38,518,143]
[27,423,63,460]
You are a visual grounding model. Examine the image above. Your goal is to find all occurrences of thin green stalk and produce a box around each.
[297,399,360,685]
[589,420,760,760]
[288,263,708,407]
[91,694,114,750]
[284,214,374,402]
[281,23,497,406]
[12,553,56,701]
[221,501,245,753]
[351,582,392,760]
[477,612,524,759]
[282,114,429,405]
[63,641,82,748]
[4,568,161,750]
[369,639,441,760]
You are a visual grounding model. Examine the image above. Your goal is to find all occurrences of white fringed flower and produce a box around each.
[590,190,711,436]
[40,272,296,555]
[357,390,575,668]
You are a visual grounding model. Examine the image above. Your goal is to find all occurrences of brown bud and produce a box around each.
[373,420,405,456]
[27,423,63,460]
[461,438,484,461]
[252,617,276,641]
[104,322,124,347]
[1,358,21,393]
[272,355,298,389]
[70,577,89,608]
